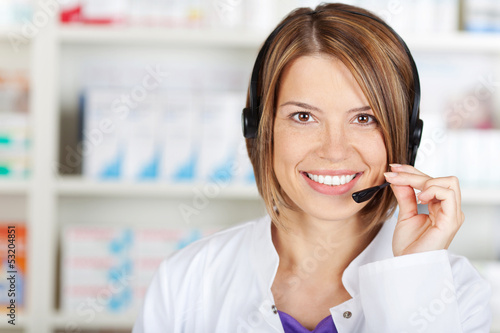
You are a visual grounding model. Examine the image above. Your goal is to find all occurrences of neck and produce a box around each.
[271,209,379,286]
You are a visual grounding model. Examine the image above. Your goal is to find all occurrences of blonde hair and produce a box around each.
[245,3,416,233]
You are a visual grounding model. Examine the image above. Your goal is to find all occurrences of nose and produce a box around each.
[318,123,351,162]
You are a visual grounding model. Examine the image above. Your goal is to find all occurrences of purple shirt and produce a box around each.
[278,310,338,333]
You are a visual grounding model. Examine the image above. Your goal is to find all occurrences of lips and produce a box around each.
[301,170,361,196]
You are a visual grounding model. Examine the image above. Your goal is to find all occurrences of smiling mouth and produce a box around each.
[305,172,359,186]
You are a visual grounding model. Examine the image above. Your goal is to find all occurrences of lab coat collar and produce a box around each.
[252,212,397,299]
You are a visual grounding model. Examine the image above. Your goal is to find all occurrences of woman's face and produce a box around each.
[273,54,387,222]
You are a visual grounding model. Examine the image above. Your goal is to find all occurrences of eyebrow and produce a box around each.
[279,101,372,113]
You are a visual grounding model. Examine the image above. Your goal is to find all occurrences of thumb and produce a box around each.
[391,184,418,222]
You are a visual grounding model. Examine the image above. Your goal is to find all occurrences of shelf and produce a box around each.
[58,25,267,48]
[405,31,500,52]
[51,312,134,330]
[57,26,500,52]
[0,179,29,195]
[0,26,21,40]
[461,187,500,205]
[0,312,27,328]
[48,311,500,332]
[56,176,259,199]
[54,177,500,203]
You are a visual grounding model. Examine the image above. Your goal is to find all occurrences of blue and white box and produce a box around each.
[158,90,199,183]
[197,92,242,184]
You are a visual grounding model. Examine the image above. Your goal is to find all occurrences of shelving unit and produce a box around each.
[1,2,499,332]
[56,176,259,198]
[58,25,268,47]
[53,175,500,203]
[404,31,500,52]
[0,179,29,195]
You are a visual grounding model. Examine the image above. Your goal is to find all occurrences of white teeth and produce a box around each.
[306,172,357,186]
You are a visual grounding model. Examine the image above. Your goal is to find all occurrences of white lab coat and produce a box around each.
[132,213,492,333]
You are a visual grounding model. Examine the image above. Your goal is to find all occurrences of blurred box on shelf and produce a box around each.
[0,69,31,179]
[0,223,27,314]
[463,0,500,33]
[60,224,220,314]
[413,52,500,186]
[300,0,459,34]
[0,69,29,113]
[61,0,210,28]
[0,0,33,27]
[0,112,31,179]
[130,0,205,28]
[80,0,129,25]
[78,61,254,185]
[419,129,500,188]
[59,0,280,31]
[197,92,244,183]
[416,53,498,125]
[60,0,129,25]
[157,90,198,183]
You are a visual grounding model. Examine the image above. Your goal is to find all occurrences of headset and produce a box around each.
[241,7,423,204]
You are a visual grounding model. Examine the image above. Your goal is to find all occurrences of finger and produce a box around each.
[389,164,429,177]
[384,171,431,191]
[391,184,419,222]
[418,185,458,228]
[421,176,462,217]
[386,172,463,227]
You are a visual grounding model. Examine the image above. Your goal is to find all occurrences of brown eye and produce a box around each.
[298,112,310,122]
[354,114,377,125]
[357,115,369,123]
[290,111,314,124]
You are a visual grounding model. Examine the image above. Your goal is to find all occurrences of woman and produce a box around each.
[133,3,491,332]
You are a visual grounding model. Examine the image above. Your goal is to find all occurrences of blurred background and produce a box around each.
[0,0,499,332]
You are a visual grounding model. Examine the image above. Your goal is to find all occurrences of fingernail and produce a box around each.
[389,163,402,168]
[384,172,398,178]
[416,192,421,204]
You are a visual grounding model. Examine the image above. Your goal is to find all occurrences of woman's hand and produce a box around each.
[384,164,465,257]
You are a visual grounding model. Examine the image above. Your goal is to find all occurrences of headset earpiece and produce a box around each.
[242,107,258,139]
[409,118,424,166]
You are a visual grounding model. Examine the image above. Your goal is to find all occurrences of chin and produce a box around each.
[297,198,363,223]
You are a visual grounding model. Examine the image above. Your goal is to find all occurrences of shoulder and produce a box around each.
[157,214,269,282]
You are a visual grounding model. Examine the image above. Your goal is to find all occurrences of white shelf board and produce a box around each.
[58,25,267,48]
[0,179,29,195]
[0,26,21,40]
[56,175,260,199]
[57,26,500,52]
[461,187,500,205]
[0,312,27,328]
[49,312,500,332]
[405,31,500,52]
[51,312,134,329]
[55,177,500,203]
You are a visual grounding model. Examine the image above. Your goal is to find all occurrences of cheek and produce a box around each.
[273,126,293,174]
[359,131,387,166]
[273,123,308,178]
